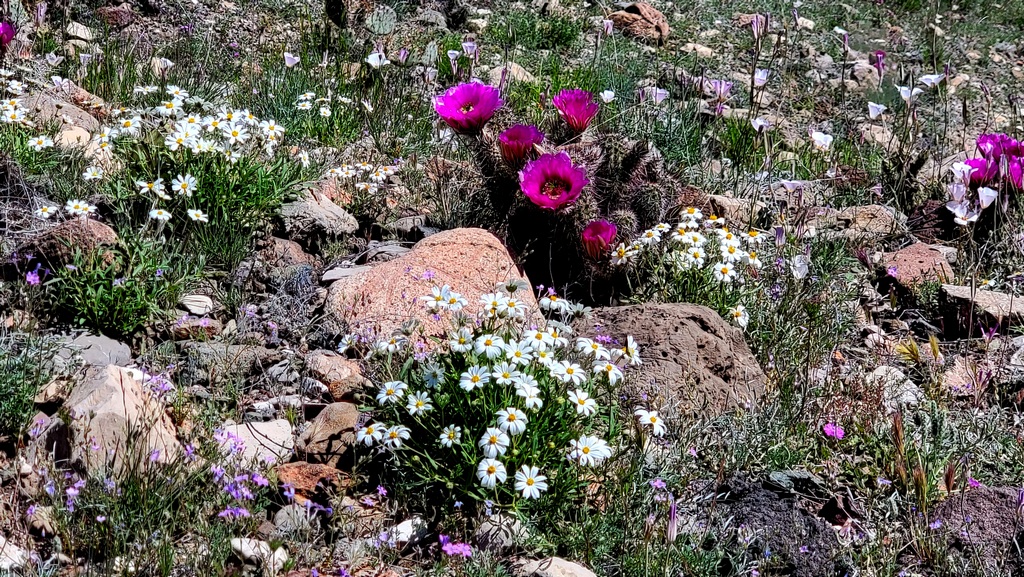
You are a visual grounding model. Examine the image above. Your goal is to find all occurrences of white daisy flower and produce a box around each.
[449,327,474,353]
[187,209,209,223]
[728,305,749,329]
[460,365,489,391]
[30,135,54,151]
[634,409,667,437]
[382,425,411,448]
[495,407,528,436]
[357,422,385,446]
[439,425,462,448]
[406,391,433,416]
[149,208,171,221]
[476,458,507,489]
[171,174,197,196]
[568,389,598,416]
[474,334,506,359]
[568,435,612,467]
[478,427,510,459]
[514,465,548,499]
[64,199,96,217]
[376,380,408,405]
[82,166,104,181]
[34,205,58,219]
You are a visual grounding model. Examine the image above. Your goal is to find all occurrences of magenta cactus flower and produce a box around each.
[823,423,845,440]
[498,124,544,165]
[0,20,15,49]
[433,83,503,134]
[581,220,617,259]
[519,152,589,210]
[552,89,599,133]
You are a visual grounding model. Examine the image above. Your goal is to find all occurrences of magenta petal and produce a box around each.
[581,220,617,259]
[965,157,997,186]
[0,21,15,47]
[434,83,503,134]
[1008,157,1023,190]
[552,89,599,132]
[499,124,544,165]
[519,152,589,210]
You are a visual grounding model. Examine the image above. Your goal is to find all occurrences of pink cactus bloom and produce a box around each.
[498,124,544,165]
[519,152,589,210]
[823,423,845,440]
[552,89,599,133]
[433,83,503,134]
[581,220,617,259]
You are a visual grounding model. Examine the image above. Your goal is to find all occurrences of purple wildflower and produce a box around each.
[823,423,845,440]
[0,20,15,50]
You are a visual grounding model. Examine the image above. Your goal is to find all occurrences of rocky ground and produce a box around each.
[2,0,1024,576]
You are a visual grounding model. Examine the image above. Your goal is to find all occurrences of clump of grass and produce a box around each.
[487,10,583,51]
[0,331,65,438]
[44,237,198,338]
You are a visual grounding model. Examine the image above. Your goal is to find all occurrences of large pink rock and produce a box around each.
[881,243,954,286]
[324,228,537,340]
[63,365,182,473]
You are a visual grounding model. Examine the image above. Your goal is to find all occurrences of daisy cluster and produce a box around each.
[607,209,769,329]
[1,93,27,125]
[1,69,25,96]
[610,209,767,280]
[324,161,398,195]
[352,282,664,504]
[11,80,297,226]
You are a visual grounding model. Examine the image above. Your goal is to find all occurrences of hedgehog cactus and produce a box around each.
[439,83,675,299]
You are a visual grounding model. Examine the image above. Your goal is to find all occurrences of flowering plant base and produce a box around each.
[352,282,656,513]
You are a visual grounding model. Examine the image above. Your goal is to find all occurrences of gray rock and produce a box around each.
[179,294,215,315]
[267,359,299,383]
[63,365,182,473]
[280,191,358,245]
[230,538,288,574]
[868,366,924,413]
[475,512,527,553]
[391,516,429,547]
[416,8,447,28]
[517,557,596,577]
[364,241,411,263]
[274,503,316,534]
[221,419,294,463]
[60,333,131,367]
[0,535,30,571]
[65,21,95,41]
[322,265,371,283]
